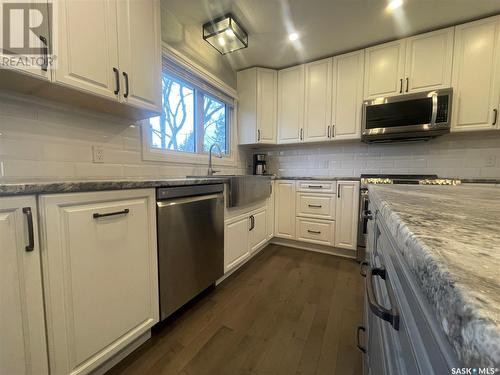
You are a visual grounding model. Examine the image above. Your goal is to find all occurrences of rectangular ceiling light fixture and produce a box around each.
[202,13,248,55]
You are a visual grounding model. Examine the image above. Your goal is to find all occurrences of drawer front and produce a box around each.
[296,193,335,219]
[297,180,336,193]
[296,217,335,246]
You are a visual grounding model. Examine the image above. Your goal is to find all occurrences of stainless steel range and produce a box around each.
[356,174,461,261]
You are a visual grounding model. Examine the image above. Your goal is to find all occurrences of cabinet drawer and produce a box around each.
[296,180,336,193]
[295,217,335,246]
[296,193,335,220]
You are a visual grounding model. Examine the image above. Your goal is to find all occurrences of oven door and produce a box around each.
[362,88,452,142]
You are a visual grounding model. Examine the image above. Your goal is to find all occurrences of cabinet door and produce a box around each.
[452,16,500,132]
[274,180,296,239]
[0,196,48,375]
[0,0,51,80]
[278,65,304,143]
[249,208,268,253]
[237,68,258,144]
[332,50,364,140]
[267,182,275,239]
[225,215,250,272]
[304,58,332,142]
[39,189,158,375]
[334,181,360,250]
[364,40,406,99]
[117,0,162,112]
[53,0,119,99]
[257,68,277,143]
[296,193,335,220]
[404,28,454,93]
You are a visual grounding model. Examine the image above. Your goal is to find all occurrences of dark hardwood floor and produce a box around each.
[107,244,364,375]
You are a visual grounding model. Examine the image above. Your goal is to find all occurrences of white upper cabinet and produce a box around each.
[364,40,406,99]
[452,16,500,132]
[303,58,332,142]
[39,189,159,375]
[404,27,454,93]
[53,0,161,113]
[237,68,277,144]
[53,0,120,99]
[278,65,304,144]
[0,196,48,375]
[364,28,454,99]
[0,0,51,80]
[331,50,365,140]
[117,0,162,112]
[334,181,360,251]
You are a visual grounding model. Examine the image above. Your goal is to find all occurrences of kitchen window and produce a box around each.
[144,61,234,163]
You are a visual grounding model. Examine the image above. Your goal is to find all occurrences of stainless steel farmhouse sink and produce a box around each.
[187,175,272,208]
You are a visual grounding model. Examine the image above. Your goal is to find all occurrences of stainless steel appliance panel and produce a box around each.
[157,186,224,320]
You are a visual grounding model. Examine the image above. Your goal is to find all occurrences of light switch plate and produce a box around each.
[92,145,105,163]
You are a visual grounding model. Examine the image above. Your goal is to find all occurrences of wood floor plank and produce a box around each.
[106,245,364,375]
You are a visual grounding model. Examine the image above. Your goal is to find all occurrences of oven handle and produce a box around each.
[430,92,438,126]
[366,266,400,330]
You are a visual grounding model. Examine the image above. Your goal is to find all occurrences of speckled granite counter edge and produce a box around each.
[368,185,500,367]
[273,176,361,181]
[0,178,230,196]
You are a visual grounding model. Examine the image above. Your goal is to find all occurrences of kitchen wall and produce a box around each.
[0,92,247,182]
[257,132,500,179]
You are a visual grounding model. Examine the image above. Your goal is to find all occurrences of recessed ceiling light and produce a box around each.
[288,32,299,42]
[387,0,403,11]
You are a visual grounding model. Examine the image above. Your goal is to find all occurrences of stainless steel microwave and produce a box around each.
[361,88,452,143]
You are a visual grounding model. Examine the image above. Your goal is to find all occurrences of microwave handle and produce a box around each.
[430,93,438,126]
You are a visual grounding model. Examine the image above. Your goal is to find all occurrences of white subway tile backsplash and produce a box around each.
[0,92,247,182]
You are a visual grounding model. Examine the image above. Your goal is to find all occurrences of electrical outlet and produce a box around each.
[92,145,105,163]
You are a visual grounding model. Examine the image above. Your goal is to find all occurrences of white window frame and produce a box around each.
[142,46,238,167]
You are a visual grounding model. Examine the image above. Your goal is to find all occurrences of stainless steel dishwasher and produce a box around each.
[156,184,224,320]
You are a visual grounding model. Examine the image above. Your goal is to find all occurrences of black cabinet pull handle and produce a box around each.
[337,184,341,198]
[300,128,303,140]
[493,109,498,126]
[257,129,261,141]
[366,266,400,330]
[308,185,323,189]
[327,125,331,138]
[360,261,369,277]
[405,77,409,92]
[123,72,129,98]
[308,204,322,208]
[39,35,48,72]
[113,68,120,95]
[249,215,255,231]
[22,207,35,252]
[307,229,321,234]
[356,326,366,353]
[93,209,129,219]
[399,78,403,93]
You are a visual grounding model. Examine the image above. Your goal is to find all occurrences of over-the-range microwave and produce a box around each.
[361,88,452,143]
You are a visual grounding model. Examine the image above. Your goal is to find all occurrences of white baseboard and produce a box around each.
[270,237,357,259]
[91,331,151,375]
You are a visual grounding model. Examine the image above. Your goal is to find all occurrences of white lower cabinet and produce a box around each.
[39,189,159,375]
[296,192,335,220]
[334,181,360,250]
[267,182,275,239]
[274,180,296,239]
[0,196,48,375]
[225,205,268,273]
[295,217,335,247]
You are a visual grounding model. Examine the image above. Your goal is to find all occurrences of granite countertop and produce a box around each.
[368,184,500,367]
[0,177,229,196]
[273,176,360,181]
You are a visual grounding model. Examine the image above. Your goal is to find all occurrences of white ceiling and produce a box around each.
[162,0,500,71]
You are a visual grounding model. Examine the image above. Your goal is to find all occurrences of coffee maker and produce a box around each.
[253,154,267,175]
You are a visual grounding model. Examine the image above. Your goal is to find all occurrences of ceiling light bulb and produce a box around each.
[218,36,226,46]
[225,29,235,38]
[387,0,403,10]
[288,32,299,41]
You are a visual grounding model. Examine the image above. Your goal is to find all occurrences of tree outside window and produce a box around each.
[149,73,229,155]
